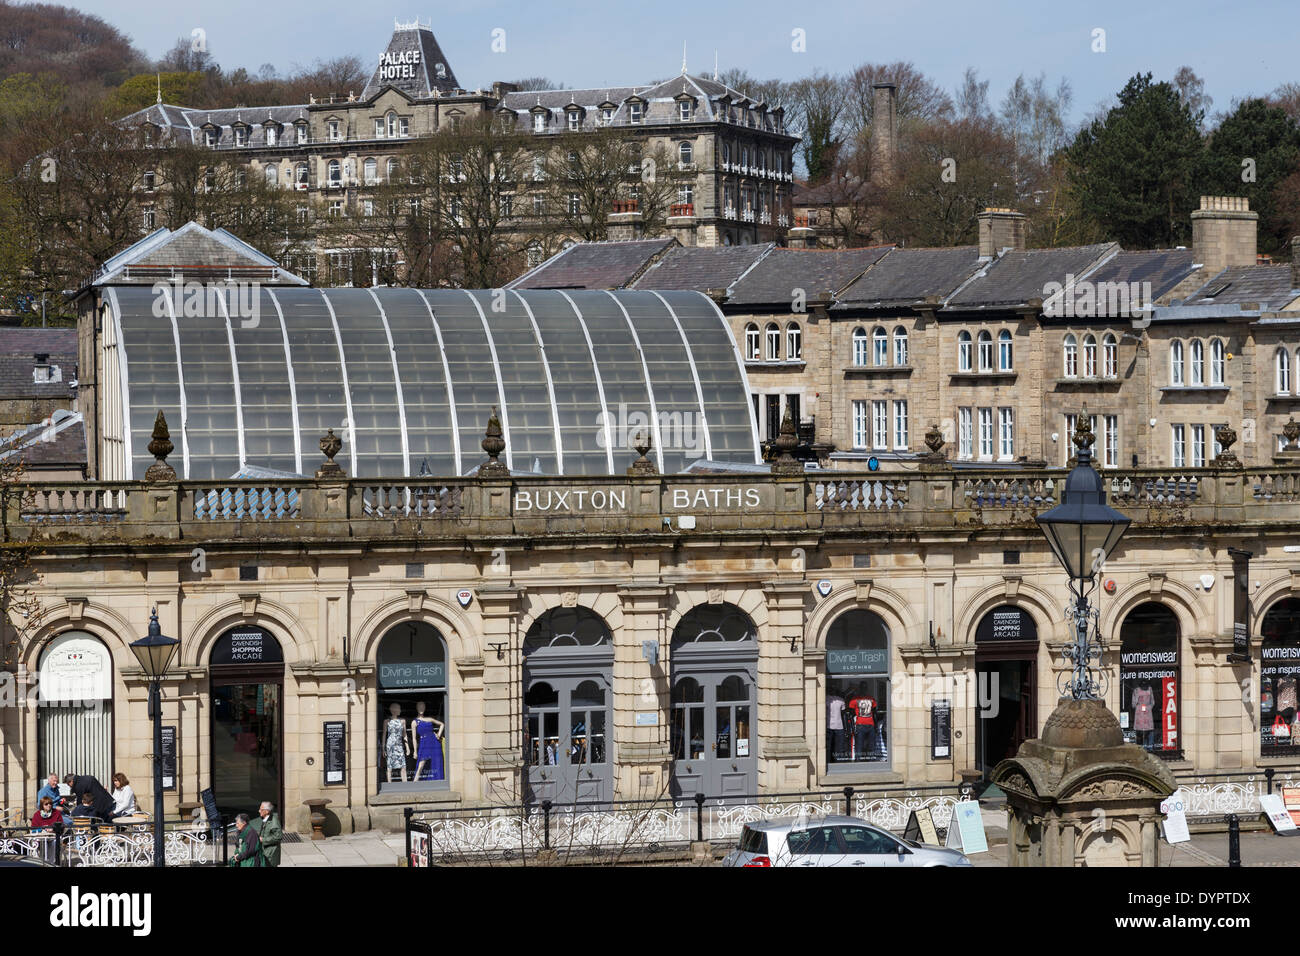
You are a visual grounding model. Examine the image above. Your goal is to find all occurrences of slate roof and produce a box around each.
[0,328,77,399]
[360,22,461,101]
[0,410,86,468]
[1181,265,1298,310]
[1082,249,1198,303]
[630,243,774,292]
[945,243,1117,310]
[508,238,676,289]
[832,246,981,310]
[726,246,893,307]
[89,222,308,287]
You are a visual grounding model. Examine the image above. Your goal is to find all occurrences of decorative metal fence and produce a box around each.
[1174,768,1300,821]
[404,784,970,866]
[0,820,222,867]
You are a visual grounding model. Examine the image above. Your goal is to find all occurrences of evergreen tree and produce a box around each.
[1064,73,1204,248]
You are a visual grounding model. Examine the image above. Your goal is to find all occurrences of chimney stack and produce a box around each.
[1191,196,1257,278]
[977,207,1027,259]
[1291,236,1300,291]
[870,83,897,186]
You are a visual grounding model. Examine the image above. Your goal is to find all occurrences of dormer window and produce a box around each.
[265,124,279,146]
[568,110,580,131]
[233,126,248,146]
[141,124,155,146]
[327,119,341,142]
[628,102,643,124]
[142,169,156,190]
[601,107,614,125]
[678,100,693,121]
[296,122,308,144]
[204,127,218,148]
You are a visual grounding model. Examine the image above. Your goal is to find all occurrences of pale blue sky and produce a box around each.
[67,0,1300,124]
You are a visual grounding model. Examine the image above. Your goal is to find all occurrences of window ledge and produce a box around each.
[844,364,913,376]
[1053,376,1122,388]
[949,371,1017,382]
[1159,385,1230,393]
[744,359,805,370]
[1266,393,1300,402]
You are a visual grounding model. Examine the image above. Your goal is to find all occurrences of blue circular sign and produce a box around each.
[867,457,879,471]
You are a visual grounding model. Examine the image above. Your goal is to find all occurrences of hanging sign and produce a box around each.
[1229,548,1252,662]
[324,721,346,785]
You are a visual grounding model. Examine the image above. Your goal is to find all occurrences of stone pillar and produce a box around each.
[475,586,522,803]
[1192,196,1258,277]
[759,581,812,790]
[993,697,1176,867]
[977,208,1026,259]
[615,585,671,799]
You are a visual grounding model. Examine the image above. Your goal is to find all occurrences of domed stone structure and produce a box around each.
[992,697,1176,867]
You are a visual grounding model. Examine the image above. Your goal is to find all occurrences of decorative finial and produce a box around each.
[418,457,431,477]
[1214,424,1240,466]
[316,428,346,478]
[156,73,162,105]
[770,405,802,475]
[145,410,176,481]
[682,41,687,75]
[1072,404,1095,467]
[714,50,719,82]
[1285,417,1300,451]
[627,431,658,476]
[478,406,510,478]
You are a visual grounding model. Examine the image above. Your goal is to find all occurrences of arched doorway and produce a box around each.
[38,631,113,784]
[522,608,613,804]
[669,604,757,798]
[825,610,891,769]
[376,622,449,792]
[974,605,1038,776]
[1118,603,1180,757]
[209,625,284,820]
[1260,597,1300,755]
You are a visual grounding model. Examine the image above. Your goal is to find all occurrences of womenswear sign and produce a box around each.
[211,626,283,666]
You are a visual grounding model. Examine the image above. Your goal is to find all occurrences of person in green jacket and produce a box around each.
[253,801,283,867]
[230,813,263,867]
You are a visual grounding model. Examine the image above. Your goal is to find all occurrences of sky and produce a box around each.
[63,0,1300,125]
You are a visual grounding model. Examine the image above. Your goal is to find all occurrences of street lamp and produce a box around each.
[129,608,179,867]
[1035,414,1131,699]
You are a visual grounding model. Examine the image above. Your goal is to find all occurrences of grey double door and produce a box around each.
[524,670,611,804]
[670,660,757,799]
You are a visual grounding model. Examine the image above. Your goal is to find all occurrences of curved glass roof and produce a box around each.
[105,287,759,479]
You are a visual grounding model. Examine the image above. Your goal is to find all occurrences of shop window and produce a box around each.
[1260,597,1300,755]
[825,610,890,768]
[376,622,449,790]
[39,631,113,785]
[1118,603,1180,757]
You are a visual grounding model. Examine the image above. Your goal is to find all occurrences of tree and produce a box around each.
[1064,73,1204,248]
[845,61,953,134]
[106,71,203,114]
[954,68,992,123]
[786,72,847,185]
[1000,73,1074,204]
[0,454,44,672]
[1200,98,1300,255]
[509,77,560,92]
[1172,66,1213,131]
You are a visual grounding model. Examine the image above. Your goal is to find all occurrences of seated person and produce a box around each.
[70,791,105,824]
[31,795,64,831]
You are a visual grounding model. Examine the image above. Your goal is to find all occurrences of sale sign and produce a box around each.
[1162,676,1178,750]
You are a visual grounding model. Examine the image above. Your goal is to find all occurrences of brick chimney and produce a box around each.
[1191,196,1257,277]
[870,83,897,186]
[977,207,1026,259]
[1291,235,1300,290]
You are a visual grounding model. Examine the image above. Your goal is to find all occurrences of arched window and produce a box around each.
[998,329,1013,371]
[679,142,693,166]
[1260,597,1300,755]
[1119,603,1180,757]
[852,327,868,367]
[671,604,757,646]
[1082,334,1097,377]
[1210,339,1225,386]
[1170,341,1184,386]
[264,165,277,185]
[976,330,993,371]
[387,111,398,138]
[1279,348,1292,395]
[825,610,891,768]
[523,607,612,650]
[893,326,908,366]
[386,158,398,182]
[1189,339,1204,385]
[327,159,341,185]
[1063,333,1077,378]
[1103,334,1118,378]
[765,323,780,360]
[39,631,114,784]
[744,323,760,361]
[786,323,802,361]
[872,327,888,366]
[958,331,972,371]
[363,157,377,184]
[376,622,449,790]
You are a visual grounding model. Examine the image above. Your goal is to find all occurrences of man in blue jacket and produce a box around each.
[37,772,64,809]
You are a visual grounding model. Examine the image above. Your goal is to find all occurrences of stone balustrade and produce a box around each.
[6,463,1297,548]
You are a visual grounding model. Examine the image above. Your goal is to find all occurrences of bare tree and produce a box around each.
[1172,66,1213,131]
[786,72,849,185]
[954,68,992,123]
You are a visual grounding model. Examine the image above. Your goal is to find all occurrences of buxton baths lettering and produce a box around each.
[378,50,422,81]
[513,487,762,513]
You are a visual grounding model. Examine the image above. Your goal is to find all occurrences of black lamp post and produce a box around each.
[129,608,179,867]
[1035,415,1131,700]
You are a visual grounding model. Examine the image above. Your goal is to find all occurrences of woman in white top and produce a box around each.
[111,772,137,816]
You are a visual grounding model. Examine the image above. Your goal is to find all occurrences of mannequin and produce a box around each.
[1132,684,1156,749]
[410,700,446,782]
[382,702,409,782]
[827,691,846,762]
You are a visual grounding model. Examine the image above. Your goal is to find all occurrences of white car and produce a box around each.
[722,814,972,867]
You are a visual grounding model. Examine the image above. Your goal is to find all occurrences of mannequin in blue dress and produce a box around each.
[410,700,445,782]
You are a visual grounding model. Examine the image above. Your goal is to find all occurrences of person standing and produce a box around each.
[253,801,283,868]
[230,814,263,867]
[63,774,117,821]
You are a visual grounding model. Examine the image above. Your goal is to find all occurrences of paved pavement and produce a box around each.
[279,831,407,867]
